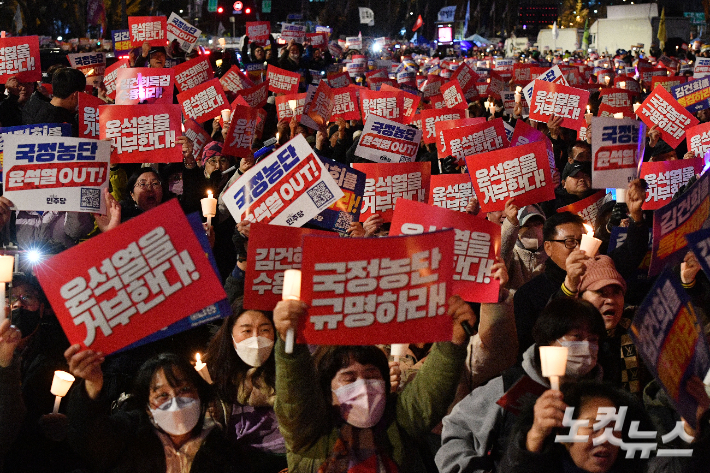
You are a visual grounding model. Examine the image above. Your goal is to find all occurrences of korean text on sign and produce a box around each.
[359,90,404,124]
[0,35,40,83]
[429,174,474,213]
[670,77,710,113]
[2,135,109,213]
[591,116,645,189]
[177,78,229,123]
[353,162,431,223]
[637,86,699,149]
[115,68,173,105]
[222,134,343,227]
[390,199,500,303]
[298,230,455,345]
[529,80,588,129]
[102,59,129,100]
[441,119,509,164]
[219,65,253,94]
[685,121,710,159]
[223,105,258,158]
[420,108,466,145]
[79,93,105,139]
[174,57,213,93]
[267,65,300,95]
[308,158,366,233]
[166,13,200,53]
[639,159,703,211]
[466,140,553,212]
[557,191,612,226]
[128,16,167,47]
[35,200,226,354]
[356,115,422,164]
[112,30,132,55]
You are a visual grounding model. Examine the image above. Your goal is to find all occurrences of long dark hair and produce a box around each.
[203,309,276,404]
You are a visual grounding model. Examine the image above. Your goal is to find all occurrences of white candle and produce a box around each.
[194,353,212,384]
[220,109,232,123]
[288,100,298,112]
[633,103,641,113]
[282,269,302,354]
[50,370,75,413]
[580,224,602,256]
[200,191,217,227]
[616,188,627,203]
[0,255,13,323]
[391,343,407,362]
[613,112,624,119]
[539,346,568,390]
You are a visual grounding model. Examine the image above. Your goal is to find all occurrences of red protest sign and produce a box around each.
[528,80,589,130]
[246,21,271,46]
[420,108,467,145]
[510,119,547,147]
[359,89,405,124]
[366,69,388,80]
[275,93,307,121]
[352,161,431,223]
[128,16,167,47]
[614,75,640,93]
[244,223,331,311]
[177,78,230,123]
[223,105,259,158]
[440,80,468,110]
[390,199,501,303]
[114,67,174,105]
[597,104,636,118]
[182,119,211,161]
[440,119,509,165]
[639,159,703,210]
[487,70,507,100]
[0,35,41,83]
[600,88,633,109]
[327,71,351,89]
[174,56,214,93]
[330,87,361,121]
[102,59,129,100]
[513,64,534,84]
[237,80,269,109]
[368,77,397,90]
[219,65,254,95]
[420,74,444,98]
[466,140,554,212]
[307,32,328,50]
[428,174,474,212]
[301,81,334,131]
[435,117,487,159]
[78,93,104,139]
[686,122,710,159]
[379,84,420,124]
[35,199,226,354]
[99,104,182,163]
[638,67,667,89]
[652,75,686,93]
[267,65,300,95]
[556,190,612,225]
[298,230,455,345]
[636,86,699,149]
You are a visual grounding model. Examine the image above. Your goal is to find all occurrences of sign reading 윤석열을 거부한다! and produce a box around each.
[221,134,344,226]
[35,199,227,355]
[2,135,110,213]
[128,16,167,48]
[297,229,455,345]
[0,36,41,84]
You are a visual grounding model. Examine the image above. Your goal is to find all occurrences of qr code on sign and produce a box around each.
[334,211,353,233]
[80,188,101,211]
[307,181,334,209]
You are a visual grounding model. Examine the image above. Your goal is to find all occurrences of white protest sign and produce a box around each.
[355,114,422,164]
[522,65,568,105]
[167,13,201,53]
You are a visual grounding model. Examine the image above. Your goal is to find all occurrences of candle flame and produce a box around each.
[207,191,213,199]
[583,224,594,235]
[515,86,522,93]
[195,353,202,363]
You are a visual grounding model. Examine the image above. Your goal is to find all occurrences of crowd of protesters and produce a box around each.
[1,30,710,473]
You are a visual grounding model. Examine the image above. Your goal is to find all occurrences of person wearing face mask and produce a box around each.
[437,298,607,473]
[203,309,286,473]
[273,295,476,472]
[500,199,548,293]
[63,350,245,473]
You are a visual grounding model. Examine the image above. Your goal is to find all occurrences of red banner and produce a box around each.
[420,108,467,145]
[114,67,174,105]
[600,88,633,109]
[379,84,420,124]
[223,105,259,158]
[0,35,41,83]
[639,159,704,210]
[529,80,589,130]
[275,93,307,121]
[440,119,509,165]
[352,161,431,223]
[244,224,331,310]
[420,74,444,98]
[35,199,226,354]
[99,104,182,163]
[174,56,214,93]
[78,93,104,139]
[636,86,699,149]
[246,21,271,46]
[513,64,534,84]
[466,140,554,212]
[440,80,467,110]
[301,80,334,131]
[556,190,612,225]
[327,71,351,89]
[359,89,405,124]
[237,80,269,109]
[177,78,230,123]
[102,59,129,100]
[390,199,501,303]
[330,87,361,121]
[435,117,487,159]
[298,230,455,345]
[182,119,211,161]
[267,65,300,95]
[128,16,167,47]
[219,65,254,95]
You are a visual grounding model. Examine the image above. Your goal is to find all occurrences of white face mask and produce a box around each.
[519,226,544,250]
[233,335,274,367]
[332,378,386,429]
[557,339,598,377]
[149,396,201,436]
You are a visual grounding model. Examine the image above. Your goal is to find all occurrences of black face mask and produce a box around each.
[11,307,41,338]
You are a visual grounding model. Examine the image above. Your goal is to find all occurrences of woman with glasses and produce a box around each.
[95,169,166,233]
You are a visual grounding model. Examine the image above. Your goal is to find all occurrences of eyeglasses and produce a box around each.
[135,181,162,190]
[206,157,228,165]
[6,293,39,307]
[547,237,582,249]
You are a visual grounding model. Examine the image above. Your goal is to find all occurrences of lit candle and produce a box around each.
[633,103,641,113]
[194,353,212,384]
[275,132,280,144]
[514,86,522,104]
[0,255,13,322]
[539,346,568,390]
[616,188,627,203]
[613,112,624,119]
[181,123,185,133]
[50,370,75,414]
[282,269,301,354]
[618,81,626,89]
[220,109,232,124]
[391,343,407,362]
[580,223,602,256]
[288,100,298,112]
[201,190,217,227]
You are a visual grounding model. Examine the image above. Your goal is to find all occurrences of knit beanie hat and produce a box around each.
[578,255,627,293]
[201,141,223,166]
